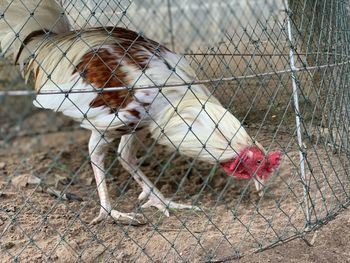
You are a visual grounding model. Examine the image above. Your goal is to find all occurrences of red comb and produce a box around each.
[268,150,283,168]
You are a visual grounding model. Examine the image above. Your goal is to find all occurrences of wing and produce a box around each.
[33,80,137,131]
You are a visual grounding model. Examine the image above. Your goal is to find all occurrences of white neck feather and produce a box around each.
[149,93,253,163]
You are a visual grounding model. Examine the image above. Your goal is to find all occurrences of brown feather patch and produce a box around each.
[73,27,169,113]
[74,47,131,111]
[127,109,141,118]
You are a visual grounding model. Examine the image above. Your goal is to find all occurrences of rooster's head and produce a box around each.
[221,146,282,180]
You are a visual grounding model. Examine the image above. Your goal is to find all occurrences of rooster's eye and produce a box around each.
[256,160,262,164]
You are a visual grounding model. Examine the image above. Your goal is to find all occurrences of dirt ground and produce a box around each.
[238,207,350,263]
[0,103,349,262]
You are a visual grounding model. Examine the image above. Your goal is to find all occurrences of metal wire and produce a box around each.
[1,59,350,97]
[0,0,349,262]
[284,0,311,227]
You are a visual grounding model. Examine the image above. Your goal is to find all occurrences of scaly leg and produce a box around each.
[118,133,201,217]
[89,131,145,225]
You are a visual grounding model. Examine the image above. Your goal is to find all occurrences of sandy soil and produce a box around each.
[0,105,349,262]
[237,207,350,263]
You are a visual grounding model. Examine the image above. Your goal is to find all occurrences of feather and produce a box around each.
[150,96,252,163]
[33,80,144,131]
[0,0,71,64]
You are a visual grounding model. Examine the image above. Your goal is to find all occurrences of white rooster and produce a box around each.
[0,0,282,224]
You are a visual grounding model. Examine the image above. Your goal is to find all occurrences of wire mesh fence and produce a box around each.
[0,0,349,261]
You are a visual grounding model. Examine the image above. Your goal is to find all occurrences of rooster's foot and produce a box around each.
[138,189,201,216]
[89,208,147,225]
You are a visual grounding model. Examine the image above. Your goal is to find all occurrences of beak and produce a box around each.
[253,177,265,197]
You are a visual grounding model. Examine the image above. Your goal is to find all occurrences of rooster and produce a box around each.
[0,0,282,224]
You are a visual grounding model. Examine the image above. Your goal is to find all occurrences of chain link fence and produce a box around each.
[0,0,349,261]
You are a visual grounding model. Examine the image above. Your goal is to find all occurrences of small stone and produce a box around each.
[11,174,41,188]
[2,242,15,250]
[65,193,83,201]
[86,177,94,185]
[36,152,47,161]
[47,187,62,199]
[54,174,72,188]
[35,186,43,192]
[0,162,6,169]
[27,174,41,185]
[47,187,82,202]
[4,205,16,213]
[11,174,29,188]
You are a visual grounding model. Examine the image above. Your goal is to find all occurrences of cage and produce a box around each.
[0,0,349,262]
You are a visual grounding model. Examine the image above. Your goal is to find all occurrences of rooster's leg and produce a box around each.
[118,134,201,217]
[89,131,145,225]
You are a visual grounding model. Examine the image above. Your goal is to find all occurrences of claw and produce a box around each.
[110,210,147,226]
[140,190,201,216]
[141,199,170,217]
[138,190,148,201]
[89,210,108,225]
[90,208,147,226]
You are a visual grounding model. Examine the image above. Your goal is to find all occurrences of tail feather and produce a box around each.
[0,0,71,64]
